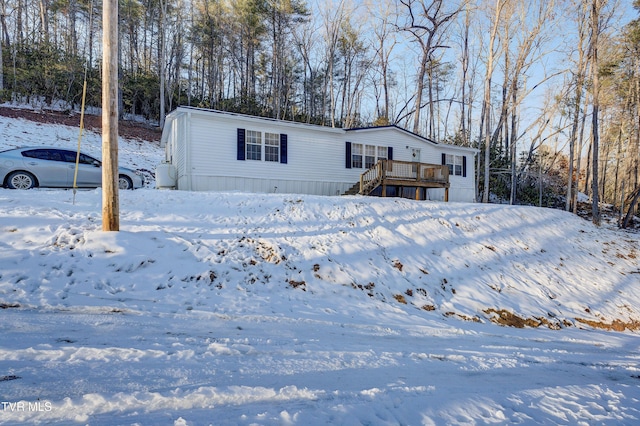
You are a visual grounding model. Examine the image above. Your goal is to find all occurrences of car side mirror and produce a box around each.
[92,160,101,167]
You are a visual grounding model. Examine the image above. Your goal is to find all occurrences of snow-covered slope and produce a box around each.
[2,189,638,330]
[1,114,639,425]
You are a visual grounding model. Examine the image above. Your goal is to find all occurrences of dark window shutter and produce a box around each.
[387,146,393,160]
[345,142,352,169]
[237,128,246,161]
[462,155,467,177]
[441,153,446,165]
[280,134,288,164]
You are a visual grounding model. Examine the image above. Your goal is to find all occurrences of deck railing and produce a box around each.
[359,159,449,195]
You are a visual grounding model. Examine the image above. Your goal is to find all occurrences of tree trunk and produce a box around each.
[590,0,601,226]
[573,97,589,213]
[482,0,503,203]
[159,0,167,128]
[413,53,427,134]
[39,0,49,44]
[509,81,518,205]
[459,2,470,143]
[566,5,588,211]
[622,187,640,228]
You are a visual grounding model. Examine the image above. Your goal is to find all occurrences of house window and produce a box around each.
[377,146,388,161]
[365,145,376,169]
[264,132,280,162]
[446,154,464,176]
[246,130,262,161]
[348,143,390,169]
[351,143,363,168]
[238,129,288,164]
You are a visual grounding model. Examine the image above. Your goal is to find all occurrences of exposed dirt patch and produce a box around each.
[575,317,640,332]
[287,279,306,291]
[393,294,407,304]
[351,282,375,297]
[0,106,162,142]
[445,312,482,322]
[393,260,404,272]
[484,308,566,330]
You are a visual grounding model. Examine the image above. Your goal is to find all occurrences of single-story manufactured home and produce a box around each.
[158,106,477,202]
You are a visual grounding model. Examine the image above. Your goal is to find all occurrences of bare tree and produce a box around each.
[263,0,308,120]
[506,0,558,205]
[368,0,398,124]
[159,0,168,127]
[398,0,464,138]
[457,0,475,144]
[292,15,322,121]
[589,0,605,226]
[318,0,349,127]
[480,0,504,203]
[337,17,372,128]
[565,1,590,212]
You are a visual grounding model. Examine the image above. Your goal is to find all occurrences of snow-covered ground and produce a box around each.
[1,114,640,425]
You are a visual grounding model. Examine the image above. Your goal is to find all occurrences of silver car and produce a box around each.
[0,147,143,190]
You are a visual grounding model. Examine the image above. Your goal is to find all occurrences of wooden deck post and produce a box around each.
[445,187,449,202]
[415,187,421,200]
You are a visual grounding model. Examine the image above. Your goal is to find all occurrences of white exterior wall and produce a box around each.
[162,111,189,189]
[179,110,359,195]
[161,107,477,202]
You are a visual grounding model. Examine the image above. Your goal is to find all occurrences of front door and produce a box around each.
[411,148,421,162]
[411,148,421,178]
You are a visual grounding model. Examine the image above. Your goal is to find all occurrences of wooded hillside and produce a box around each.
[0,0,638,222]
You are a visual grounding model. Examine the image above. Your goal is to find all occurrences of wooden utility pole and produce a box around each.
[102,0,119,231]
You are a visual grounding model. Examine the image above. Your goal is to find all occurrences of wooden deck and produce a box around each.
[358,159,450,201]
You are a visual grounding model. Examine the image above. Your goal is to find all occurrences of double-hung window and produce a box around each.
[245,131,276,162]
[377,146,388,161]
[347,143,390,169]
[264,132,280,162]
[446,154,464,176]
[246,130,262,161]
[238,128,288,164]
[365,145,377,169]
[351,143,363,169]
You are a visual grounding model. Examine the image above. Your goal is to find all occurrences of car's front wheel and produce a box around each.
[118,175,133,190]
[6,171,37,189]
